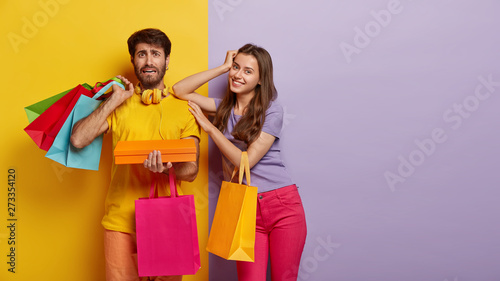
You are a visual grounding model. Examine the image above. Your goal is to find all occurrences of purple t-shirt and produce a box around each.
[214,99,293,193]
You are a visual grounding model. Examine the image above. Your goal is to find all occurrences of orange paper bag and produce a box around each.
[206,152,258,262]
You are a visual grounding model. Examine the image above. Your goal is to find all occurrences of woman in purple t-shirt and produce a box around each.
[172,44,307,281]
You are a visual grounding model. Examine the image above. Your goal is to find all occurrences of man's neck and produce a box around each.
[138,81,170,99]
[141,81,166,91]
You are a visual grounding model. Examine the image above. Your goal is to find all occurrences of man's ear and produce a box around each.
[165,55,170,67]
[130,55,134,64]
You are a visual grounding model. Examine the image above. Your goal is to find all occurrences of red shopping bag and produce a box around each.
[135,168,201,277]
[24,84,94,151]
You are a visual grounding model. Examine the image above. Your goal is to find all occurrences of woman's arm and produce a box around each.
[188,101,275,169]
[172,50,237,114]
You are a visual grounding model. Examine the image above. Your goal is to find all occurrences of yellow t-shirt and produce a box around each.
[101,93,200,234]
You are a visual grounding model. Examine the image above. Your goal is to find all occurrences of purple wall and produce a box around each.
[209,0,500,280]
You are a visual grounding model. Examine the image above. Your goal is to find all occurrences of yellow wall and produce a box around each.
[0,0,208,280]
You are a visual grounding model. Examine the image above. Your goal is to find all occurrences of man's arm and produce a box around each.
[71,76,134,148]
[172,136,199,182]
[144,136,200,182]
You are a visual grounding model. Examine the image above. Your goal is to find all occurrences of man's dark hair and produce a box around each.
[127,28,172,57]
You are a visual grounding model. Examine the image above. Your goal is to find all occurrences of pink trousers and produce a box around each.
[237,185,307,281]
[103,230,182,281]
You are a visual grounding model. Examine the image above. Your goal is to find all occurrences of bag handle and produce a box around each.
[92,79,125,100]
[148,167,178,199]
[168,167,178,198]
[92,77,125,94]
[230,151,251,186]
[149,173,158,199]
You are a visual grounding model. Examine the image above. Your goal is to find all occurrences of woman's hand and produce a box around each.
[143,150,173,173]
[188,101,215,134]
[223,50,238,72]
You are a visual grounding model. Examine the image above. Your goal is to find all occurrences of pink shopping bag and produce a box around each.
[135,168,201,277]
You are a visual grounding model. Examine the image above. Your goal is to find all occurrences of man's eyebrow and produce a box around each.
[136,49,162,54]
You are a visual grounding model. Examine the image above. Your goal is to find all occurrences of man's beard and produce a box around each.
[134,62,166,89]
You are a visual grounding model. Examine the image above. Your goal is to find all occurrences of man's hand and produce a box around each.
[144,150,173,173]
[109,75,135,106]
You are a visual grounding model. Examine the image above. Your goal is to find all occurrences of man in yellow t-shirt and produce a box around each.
[70,28,200,281]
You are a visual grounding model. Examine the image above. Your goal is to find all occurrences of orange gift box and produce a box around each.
[113,139,196,165]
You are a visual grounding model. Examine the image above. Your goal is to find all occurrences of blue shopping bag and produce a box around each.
[45,80,125,170]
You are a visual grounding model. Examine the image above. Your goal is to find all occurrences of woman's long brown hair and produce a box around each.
[213,44,277,145]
